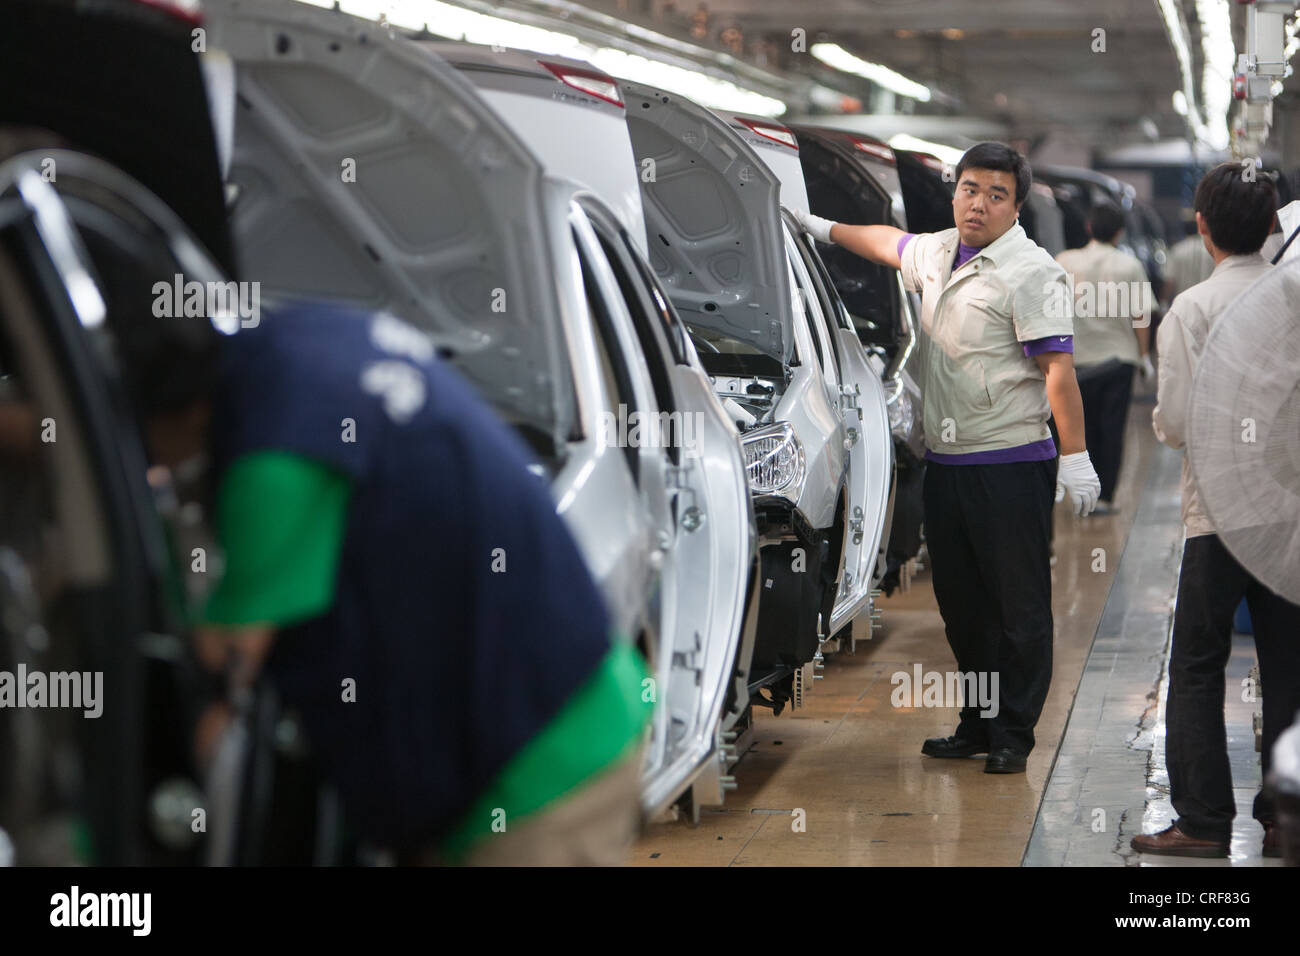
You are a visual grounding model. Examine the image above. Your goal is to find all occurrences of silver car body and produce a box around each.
[721,115,894,632]
[418,42,760,814]
[410,44,649,257]
[780,217,894,632]
[566,192,759,814]
[204,0,656,645]
[786,126,929,594]
[617,82,847,540]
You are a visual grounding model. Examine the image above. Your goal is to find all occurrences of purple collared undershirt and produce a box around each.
[896,231,980,270]
[896,233,1070,465]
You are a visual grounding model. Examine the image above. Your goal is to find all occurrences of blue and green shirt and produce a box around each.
[203,301,651,858]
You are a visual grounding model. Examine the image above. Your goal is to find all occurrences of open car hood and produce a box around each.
[206,0,574,451]
[620,80,793,366]
[418,42,649,260]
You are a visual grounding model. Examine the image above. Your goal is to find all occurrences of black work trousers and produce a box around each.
[923,457,1057,754]
[1167,533,1300,841]
[1077,359,1135,503]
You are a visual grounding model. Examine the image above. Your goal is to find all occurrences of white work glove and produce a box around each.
[1055,451,1101,517]
[785,205,836,244]
[1138,354,1155,383]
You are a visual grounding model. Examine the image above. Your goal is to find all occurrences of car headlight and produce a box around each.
[887,385,915,442]
[740,422,806,501]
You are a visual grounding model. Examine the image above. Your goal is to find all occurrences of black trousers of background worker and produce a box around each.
[1076,358,1134,503]
[1167,534,1300,842]
[923,458,1057,755]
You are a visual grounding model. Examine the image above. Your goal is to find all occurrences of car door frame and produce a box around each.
[577,196,759,814]
[789,221,896,630]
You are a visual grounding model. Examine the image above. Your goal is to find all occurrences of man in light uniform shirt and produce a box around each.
[1151,219,1217,385]
[1133,163,1300,858]
[1161,221,1216,305]
[792,142,1100,774]
[1055,202,1153,512]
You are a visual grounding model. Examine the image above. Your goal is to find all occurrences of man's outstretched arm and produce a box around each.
[788,207,907,269]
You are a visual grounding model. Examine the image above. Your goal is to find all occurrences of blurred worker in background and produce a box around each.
[1160,217,1215,306]
[790,142,1099,776]
[1133,163,1300,859]
[1152,217,1216,374]
[1054,202,1153,513]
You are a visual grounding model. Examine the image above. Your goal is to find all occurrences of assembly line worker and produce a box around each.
[1132,164,1300,859]
[1054,202,1154,513]
[128,298,653,865]
[1161,218,1216,305]
[1152,219,1216,367]
[791,142,1100,774]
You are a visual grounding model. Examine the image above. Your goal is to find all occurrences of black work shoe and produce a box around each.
[984,748,1028,774]
[921,735,989,758]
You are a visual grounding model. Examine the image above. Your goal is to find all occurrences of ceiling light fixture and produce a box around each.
[810,42,933,103]
[886,134,964,167]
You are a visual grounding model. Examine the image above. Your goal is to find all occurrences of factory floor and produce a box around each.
[627,389,1283,866]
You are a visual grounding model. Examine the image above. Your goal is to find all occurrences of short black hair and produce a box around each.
[955,142,1032,205]
[1089,202,1126,243]
[1193,163,1277,255]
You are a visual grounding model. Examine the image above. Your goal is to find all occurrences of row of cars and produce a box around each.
[3,0,1150,863]
[0,0,933,863]
[203,0,935,827]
